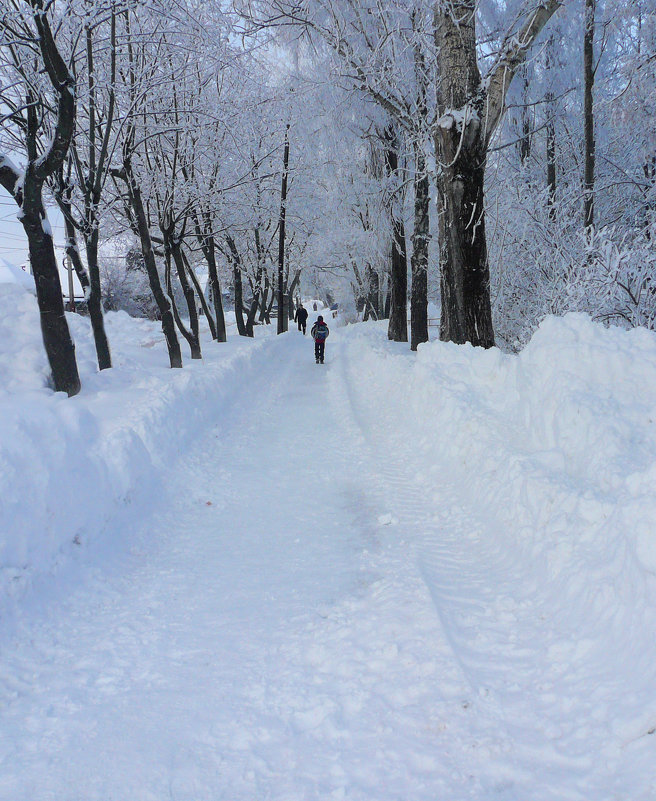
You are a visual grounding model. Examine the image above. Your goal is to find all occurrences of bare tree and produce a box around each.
[0,0,81,394]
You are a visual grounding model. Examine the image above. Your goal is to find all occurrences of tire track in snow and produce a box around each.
[329,334,599,800]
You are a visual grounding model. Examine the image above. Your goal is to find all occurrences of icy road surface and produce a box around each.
[1,328,655,800]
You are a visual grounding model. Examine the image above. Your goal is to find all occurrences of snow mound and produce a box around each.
[339,313,656,591]
[0,282,268,614]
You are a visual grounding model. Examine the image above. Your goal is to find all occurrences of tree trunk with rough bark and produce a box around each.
[433,0,560,347]
[24,186,81,394]
[411,145,430,350]
[410,29,430,351]
[383,127,408,342]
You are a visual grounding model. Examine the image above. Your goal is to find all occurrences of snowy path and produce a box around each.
[1,329,654,800]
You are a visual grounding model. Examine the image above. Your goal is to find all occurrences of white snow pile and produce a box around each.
[0,275,266,613]
[340,313,656,603]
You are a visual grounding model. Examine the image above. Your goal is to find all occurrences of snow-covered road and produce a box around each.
[1,327,655,800]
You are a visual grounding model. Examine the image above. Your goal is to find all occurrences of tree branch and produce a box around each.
[483,0,561,144]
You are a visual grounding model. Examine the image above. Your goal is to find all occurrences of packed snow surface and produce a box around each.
[1,279,656,800]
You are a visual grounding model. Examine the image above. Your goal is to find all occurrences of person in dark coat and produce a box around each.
[311,315,329,363]
[294,304,308,334]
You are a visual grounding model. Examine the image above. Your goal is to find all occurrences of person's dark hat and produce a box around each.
[318,315,323,322]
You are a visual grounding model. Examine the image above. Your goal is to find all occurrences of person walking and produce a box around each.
[311,315,329,364]
[294,304,308,334]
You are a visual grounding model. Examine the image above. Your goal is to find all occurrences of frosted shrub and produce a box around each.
[493,217,656,349]
[586,229,656,330]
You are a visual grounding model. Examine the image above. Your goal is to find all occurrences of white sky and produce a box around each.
[0,196,84,296]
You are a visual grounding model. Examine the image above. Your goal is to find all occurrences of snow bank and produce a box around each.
[339,314,656,604]
[0,279,268,611]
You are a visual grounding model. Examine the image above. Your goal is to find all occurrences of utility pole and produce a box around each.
[65,254,75,312]
[277,124,290,335]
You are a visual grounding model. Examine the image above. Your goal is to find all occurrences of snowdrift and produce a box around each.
[0,276,267,613]
[339,314,656,598]
[3,263,656,637]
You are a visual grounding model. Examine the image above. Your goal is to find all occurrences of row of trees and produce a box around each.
[0,0,341,394]
[1,0,655,395]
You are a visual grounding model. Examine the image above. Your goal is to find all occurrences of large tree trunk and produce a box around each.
[410,28,430,351]
[434,3,494,348]
[433,0,559,348]
[435,158,493,347]
[383,127,408,342]
[410,144,429,351]
[23,192,81,395]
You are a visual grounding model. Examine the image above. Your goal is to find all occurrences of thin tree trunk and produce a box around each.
[164,252,193,352]
[542,37,557,220]
[183,249,217,339]
[383,127,408,342]
[227,235,248,337]
[583,0,596,230]
[259,276,270,323]
[546,112,557,219]
[170,237,201,359]
[389,219,408,341]
[203,230,227,342]
[365,265,380,320]
[57,188,113,371]
[277,125,290,335]
[519,65,531,165]
[125,174,182,367]
[244,293,260,336]
[85,229,113,369]
[192,212,226,342]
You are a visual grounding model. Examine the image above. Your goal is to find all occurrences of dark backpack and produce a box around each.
[314,322,328,342]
